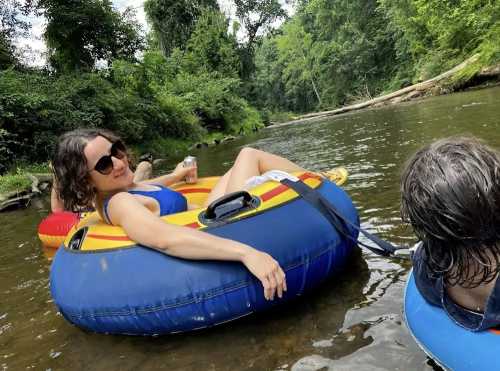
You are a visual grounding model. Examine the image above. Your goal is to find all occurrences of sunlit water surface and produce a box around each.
[1,86,500,370]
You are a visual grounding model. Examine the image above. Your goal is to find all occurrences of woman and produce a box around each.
[53,128,307,301]
[401,136,500,331]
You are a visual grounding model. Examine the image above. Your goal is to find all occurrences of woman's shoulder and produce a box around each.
[99,191,140,223]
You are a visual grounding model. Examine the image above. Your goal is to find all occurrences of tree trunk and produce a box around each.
[310,74,322,106]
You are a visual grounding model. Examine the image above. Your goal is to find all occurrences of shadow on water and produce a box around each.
[1,86,500,370]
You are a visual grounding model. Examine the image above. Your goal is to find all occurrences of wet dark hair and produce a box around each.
[52,128,124,211]
[401,136,500,287]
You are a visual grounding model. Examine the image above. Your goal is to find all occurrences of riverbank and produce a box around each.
[268,57,500,128]
[0,173,53,211]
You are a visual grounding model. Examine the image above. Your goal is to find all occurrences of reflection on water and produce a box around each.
[1,86,500,370]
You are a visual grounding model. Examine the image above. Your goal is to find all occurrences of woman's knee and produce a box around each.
[134,161,153,182]
[218,167,233,182]
[236,147,259,161]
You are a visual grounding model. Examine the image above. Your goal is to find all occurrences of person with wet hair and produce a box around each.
[53,128,310,301]
[401,136,500,331]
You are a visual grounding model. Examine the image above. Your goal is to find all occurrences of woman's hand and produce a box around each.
[172,161,196,182]
[242,249,287,300]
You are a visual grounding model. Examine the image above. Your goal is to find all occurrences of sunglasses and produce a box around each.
[90,140,127,175]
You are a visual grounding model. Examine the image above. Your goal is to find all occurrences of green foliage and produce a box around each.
[0,160,47,193]
[234,0,287,79]
[237,103,263,134]
[144,0,218,56]
[275,18,323,111]
[441,21,500,91]
[0,0,264,176]
[111,8,261,137]
[0,128,18,174]
[0,68,202,169]
[40,0,144,72]
[0,33,15,69]
[248,38,291,112]
[154,91,202,138]
[234,0,286,44]
[267,111,296,124]
[379,0,499,81]
[0,169,31,195]
[1,0,31,68]
[0,70,64,162]
[478,23,500,65]
[18,161,50,173]
[156,70,261,134]
[0,8,263,173]
[182,10,240,77]
[250,0,399,112]
[412,0,495,53]
[249,0,500,113]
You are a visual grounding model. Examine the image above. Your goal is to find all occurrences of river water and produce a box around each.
[1,86,499,370]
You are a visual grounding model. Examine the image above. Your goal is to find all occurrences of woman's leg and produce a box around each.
[204,148,305,206]
[134,161,153,182]
[203,168,233,206]
[225,147,305,194]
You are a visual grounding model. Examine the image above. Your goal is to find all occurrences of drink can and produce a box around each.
[183,156,198,184]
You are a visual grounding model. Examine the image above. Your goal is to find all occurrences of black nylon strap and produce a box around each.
[281,178,398,256]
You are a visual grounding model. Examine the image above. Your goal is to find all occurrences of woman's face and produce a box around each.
[84,135,134,193]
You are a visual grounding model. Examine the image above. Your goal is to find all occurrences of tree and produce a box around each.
[0,33,15,69]
[234,0,287,79]
[276,19,322,110]
[182,9,240,77]
[304,0,398,103]
[0,0,30,68]
[144,0,218,57]
[234,0,287,47]
[38,0,144,72]
[250,37,288,111]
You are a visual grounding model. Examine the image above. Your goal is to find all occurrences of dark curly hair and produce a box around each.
[401,136,500,287]
[52,128,125,212]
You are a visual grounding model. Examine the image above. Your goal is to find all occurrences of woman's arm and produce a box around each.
[51,179,65,213]
[106,192,286,300]
[141,162,196,187]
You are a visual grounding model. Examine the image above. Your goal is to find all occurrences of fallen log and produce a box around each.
[0,194,31,212]
[298,54,481,120]
[269,54,500,128]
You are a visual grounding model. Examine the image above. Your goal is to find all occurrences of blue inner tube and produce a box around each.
[50,180,359,335]
[405,271,500,370]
